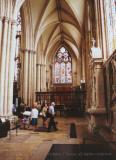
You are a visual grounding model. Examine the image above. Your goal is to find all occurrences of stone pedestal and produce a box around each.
[87,108,106,133]
[86,58,106,133]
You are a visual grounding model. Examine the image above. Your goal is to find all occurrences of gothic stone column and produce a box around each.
[7,20,17,116]
[36,64,41,91]
[0,17,3,66]
[22,49,36,106]
[23,50,29,105]
[0,18,17,117]
[4,19,12,114]
[40,64,46,91]
[0,17,9,116]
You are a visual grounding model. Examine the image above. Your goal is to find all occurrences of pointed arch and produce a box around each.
[13,0,25,19]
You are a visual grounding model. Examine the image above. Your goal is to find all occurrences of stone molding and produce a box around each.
[2,17,9,22]
[20,48,36,54]
[0,17,17,25]
[36,64,47,66]
[87,107,106,115]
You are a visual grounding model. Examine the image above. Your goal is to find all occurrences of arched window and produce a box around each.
[53,47,72,84]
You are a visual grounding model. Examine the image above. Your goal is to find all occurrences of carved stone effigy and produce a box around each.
[90,38,102,59]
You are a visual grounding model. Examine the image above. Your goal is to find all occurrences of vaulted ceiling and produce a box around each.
[23,0,85,58]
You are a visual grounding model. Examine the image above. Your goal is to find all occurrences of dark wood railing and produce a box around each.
[35,89,86,115]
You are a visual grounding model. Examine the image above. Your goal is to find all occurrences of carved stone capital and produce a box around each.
[3,16,9,22]
[36,64,41,66]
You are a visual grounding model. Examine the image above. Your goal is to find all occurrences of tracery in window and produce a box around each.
[53,47,72,84]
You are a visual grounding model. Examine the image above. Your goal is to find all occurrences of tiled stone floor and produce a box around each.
[0,116,106,160]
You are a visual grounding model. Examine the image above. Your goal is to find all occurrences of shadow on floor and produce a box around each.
[45,144,116,160]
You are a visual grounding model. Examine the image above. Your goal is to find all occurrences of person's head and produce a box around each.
[51,102,55,106]
[44,103,48,107]
[33,102,37,108]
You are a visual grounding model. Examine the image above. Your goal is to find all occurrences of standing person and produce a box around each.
[48,102,57,132]
[12,104,16,115]
[31,102,39,131]
[41,103,48,128]
[37,102,42,113]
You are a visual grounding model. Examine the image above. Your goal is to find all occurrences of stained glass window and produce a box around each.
[53,47,72,84]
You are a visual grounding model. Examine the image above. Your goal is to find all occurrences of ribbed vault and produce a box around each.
[21,0,85,59]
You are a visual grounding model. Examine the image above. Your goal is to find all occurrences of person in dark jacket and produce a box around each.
[48,102,57,132]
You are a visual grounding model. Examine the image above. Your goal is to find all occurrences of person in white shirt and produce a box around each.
[48,102,57,132]
[49,104,55,115]
[31,102,39,130]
